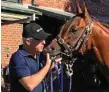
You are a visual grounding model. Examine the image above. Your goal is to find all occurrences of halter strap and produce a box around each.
[50,61,64,92]
[56,19,93,54]
[72,19,93,51]
[56,36,73,58]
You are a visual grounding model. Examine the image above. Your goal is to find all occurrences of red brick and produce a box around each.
[35,0,68,10]
[1,23,23,68]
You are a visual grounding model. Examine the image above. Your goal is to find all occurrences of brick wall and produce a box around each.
[36,0,66,9]
[36,0,73,10]
[1,23,23,68]
[21,0,72,11]
[21,0,32,5]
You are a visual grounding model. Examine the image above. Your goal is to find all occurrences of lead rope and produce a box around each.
[69,76,72,92]
[54,62,61,92]
[50,70,54,92]
[50,61,64,92]
[60,63,63,92]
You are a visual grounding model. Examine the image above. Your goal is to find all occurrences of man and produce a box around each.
[9,23,62,92]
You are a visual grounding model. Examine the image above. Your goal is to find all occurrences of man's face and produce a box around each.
[30,38,46,52]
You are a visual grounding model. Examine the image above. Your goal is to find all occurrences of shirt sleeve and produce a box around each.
[10,53,31,79]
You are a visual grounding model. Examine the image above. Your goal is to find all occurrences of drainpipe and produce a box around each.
[32,0,35,6]
[32,0,38,6]
[18,0,21,3]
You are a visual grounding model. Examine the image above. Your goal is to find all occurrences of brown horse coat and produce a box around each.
[46,1,109,83]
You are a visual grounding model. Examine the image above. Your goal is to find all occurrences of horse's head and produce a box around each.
[45,1,109,79]
[46,1,93,58]
[44,1,92,76]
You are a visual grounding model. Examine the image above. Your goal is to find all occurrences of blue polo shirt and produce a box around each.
[9,45,46,92]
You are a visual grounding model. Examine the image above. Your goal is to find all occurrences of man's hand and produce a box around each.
[45,53,62,69]
[46,53,52,66]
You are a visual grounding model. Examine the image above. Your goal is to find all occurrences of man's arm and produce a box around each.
[19,63,51,91]
[19,53,62,91]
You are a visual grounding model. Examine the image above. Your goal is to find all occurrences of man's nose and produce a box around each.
[42,40,46,44]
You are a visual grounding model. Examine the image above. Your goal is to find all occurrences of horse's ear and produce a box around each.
[82,1,91,22]
[75,0,82,14]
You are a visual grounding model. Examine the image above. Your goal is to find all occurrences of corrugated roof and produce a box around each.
[1,1,42,23]
[1,1,42,15]
[29,6,75,20]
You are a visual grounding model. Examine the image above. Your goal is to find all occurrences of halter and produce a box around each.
[51,19,94,92]
[56,36,73,58]
[56,19,93,57]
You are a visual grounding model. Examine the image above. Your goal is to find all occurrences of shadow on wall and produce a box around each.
[35,15,65,46]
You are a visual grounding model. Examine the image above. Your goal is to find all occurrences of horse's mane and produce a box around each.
[101,22,109,29]
[91,16,109,29]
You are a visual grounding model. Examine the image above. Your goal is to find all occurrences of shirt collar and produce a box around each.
[18,45,31,57]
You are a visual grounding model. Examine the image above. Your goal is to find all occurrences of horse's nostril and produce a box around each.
[51,48,55,51]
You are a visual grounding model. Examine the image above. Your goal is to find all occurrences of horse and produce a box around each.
[45,1,109,84]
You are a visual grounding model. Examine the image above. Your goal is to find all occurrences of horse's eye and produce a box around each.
[72,29,77,34]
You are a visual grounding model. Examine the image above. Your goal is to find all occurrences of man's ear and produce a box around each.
[25,38,31,45]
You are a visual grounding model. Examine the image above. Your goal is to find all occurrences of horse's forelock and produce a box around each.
[59,15,84,38]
